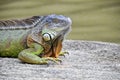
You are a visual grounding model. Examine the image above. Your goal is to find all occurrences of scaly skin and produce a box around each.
[0,29,30,57]
[0,14,72,64]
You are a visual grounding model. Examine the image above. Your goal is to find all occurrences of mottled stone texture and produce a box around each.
[0,40,120,80]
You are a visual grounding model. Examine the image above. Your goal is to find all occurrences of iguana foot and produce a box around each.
[59,51,69,57]
[44,57,62,64]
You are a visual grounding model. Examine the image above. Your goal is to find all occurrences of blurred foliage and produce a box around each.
[0,0,120,43]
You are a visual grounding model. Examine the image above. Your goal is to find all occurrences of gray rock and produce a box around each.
[0,40,120,80]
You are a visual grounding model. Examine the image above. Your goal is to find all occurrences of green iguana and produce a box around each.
[0,14,72,64]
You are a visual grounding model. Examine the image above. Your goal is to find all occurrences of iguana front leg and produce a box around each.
[18,43,60,64]
[18,43,46,64]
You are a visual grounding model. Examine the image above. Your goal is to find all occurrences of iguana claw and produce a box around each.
[59,51,69,57]
[45,57,62,64]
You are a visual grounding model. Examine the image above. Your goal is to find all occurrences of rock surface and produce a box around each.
[0,40,120,80]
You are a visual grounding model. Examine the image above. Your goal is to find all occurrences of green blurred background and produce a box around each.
[0,0,120,43]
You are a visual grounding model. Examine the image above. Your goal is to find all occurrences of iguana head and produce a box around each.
[41,14,72,41]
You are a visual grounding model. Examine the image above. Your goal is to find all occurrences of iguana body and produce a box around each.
[0,14,72,64]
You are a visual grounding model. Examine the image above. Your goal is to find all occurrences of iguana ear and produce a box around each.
[42,28,57,41]
[42,33,51,41]
[42,33,55,41]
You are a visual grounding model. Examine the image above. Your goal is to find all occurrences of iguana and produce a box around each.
[0,14,72,64]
